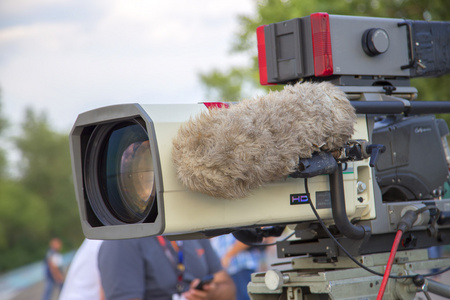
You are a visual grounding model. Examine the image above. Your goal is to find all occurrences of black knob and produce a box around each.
[365,144,386,167]
[362,28,390,56]
[413,275,425,287]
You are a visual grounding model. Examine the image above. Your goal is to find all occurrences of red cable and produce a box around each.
[377,230,403,300]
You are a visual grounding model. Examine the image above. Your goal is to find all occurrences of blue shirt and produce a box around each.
[211,234,262,275]
[98,237,222,300]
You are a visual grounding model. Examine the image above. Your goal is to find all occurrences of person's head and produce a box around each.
[50,238,62,251]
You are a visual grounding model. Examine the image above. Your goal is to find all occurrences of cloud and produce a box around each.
[0,0,254,131]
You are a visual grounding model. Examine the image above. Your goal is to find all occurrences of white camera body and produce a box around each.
[70,103,375,240]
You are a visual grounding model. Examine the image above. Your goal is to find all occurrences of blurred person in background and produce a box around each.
[98,236,235,300]
[59,239,104,300]
[211,234,265,300]
[42,238,65,300]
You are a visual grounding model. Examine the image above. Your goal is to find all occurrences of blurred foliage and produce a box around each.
[0,89,8,178]
[0,102,83,273]
[0,180,49,271]
[13,109,83,251]
[199,67,251,101]
[199,0,450,119]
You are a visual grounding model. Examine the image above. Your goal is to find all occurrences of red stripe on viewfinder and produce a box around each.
[257,25,271,85]
[203,102,229,109]
[310,13,333,77]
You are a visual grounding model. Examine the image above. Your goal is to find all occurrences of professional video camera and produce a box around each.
[70,12,450,299]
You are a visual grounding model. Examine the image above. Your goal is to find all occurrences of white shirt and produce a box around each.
[58,239,103,300]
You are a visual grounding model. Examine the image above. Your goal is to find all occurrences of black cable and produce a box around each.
[304,177,392,277]
[303,177,449,279]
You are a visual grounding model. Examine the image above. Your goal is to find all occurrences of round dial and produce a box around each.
[362,28,390,56]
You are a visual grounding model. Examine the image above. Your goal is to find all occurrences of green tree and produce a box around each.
[200,67,250,101]
[0,88,9,178]
[14,108,83,253]
[200,0,450,105]
[0,89,54,271]
[0,180,50,271]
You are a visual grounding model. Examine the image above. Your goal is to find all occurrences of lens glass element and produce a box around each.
[103,122,155,223]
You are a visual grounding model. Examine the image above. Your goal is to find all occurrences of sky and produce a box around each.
[0,0,255,132]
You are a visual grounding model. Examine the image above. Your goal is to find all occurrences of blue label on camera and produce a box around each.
[290,193,309,205]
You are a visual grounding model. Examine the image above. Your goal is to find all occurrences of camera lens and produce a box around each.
[104,122,154,222]
[84,119,156,225]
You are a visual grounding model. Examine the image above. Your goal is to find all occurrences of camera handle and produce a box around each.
[330,163,371,240]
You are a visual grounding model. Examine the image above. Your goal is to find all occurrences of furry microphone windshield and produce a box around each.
[172,82,356,199]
